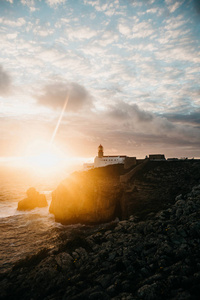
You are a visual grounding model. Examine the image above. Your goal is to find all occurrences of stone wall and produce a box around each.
[124,157,137,169]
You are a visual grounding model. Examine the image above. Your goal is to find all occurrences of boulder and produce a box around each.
[17,187,48,210]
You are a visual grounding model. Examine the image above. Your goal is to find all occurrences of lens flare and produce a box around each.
[50,92,69,146]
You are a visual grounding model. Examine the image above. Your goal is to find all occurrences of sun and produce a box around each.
[21,141,67,175]
[25,150,60,170]
[1,139,80,178]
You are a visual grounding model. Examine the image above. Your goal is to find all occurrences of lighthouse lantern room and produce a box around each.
[98,144,104,158]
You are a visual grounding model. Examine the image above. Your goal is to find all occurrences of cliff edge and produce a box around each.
[49,160,200,224]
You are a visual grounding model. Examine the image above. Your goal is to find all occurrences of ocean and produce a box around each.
[0,163,83,274]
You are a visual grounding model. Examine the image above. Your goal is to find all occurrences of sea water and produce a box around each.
[0,164,79,274]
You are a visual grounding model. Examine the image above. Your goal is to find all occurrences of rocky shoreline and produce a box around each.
[1,183,200,300]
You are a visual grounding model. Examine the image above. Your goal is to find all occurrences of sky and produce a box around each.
[0,0,200,161]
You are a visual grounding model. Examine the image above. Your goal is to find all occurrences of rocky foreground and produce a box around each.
[1,184,200,300]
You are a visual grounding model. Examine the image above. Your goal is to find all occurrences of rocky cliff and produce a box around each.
[120,160,200,220]
[18,187,48,210]
[50,160,200,224]
[1,183,200,299]
[49,164,125,224]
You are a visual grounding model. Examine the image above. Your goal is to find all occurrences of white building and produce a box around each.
[83,145,126,170]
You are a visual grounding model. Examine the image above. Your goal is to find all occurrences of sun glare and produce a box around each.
[24,151,60,170]
[19,141,68,176]
[0,139,84,179]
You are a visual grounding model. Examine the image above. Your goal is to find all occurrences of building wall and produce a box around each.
[149,154,165,160]
[94,156,126,168]
[124,157,137,169]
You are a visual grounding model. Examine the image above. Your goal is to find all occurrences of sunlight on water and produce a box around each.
[0,162,69,218]
[0,153,85,219]
[0,160,84,273]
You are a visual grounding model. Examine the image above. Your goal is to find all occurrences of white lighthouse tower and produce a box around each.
[98,144,104,158]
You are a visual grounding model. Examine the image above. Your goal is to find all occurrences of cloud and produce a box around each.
[164,15,189,31]
[65,26,97,40]
[80,44,107,56]
[0,65,12,96]
[107,101,154,122]
[20,0,37,11]
[102,100,200,144]
[133,21,155,38]
[118,23,131,36]
[0,0,199,159]
[46,0,66,7]
[74,99,200,158]
[33,26,54,37]
[118,18,155,39]
[155,45,200,63]
[167,1,183,13]
[6,32,18,39]
[0,17,26,27]
[97,30,119,46]
[84,0,99,6]
[37,82,93,111]
[163,110,200,126]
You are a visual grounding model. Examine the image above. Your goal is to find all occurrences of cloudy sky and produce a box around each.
[0,0,200,160]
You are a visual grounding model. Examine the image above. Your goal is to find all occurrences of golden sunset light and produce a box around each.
[22,149,62,173]
[0,0,199,160]
[0,1,200,299]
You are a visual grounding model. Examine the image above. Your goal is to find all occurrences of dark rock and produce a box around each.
[121,280,131,292]
[50,160,200,224]
[137,283,160,300]
[1,166,200,300]
[89,291,110,300]
[17,187,48,210]
[96,274,112,289]
[55,252,73,272]
[170,289,191,300]
[106,284,116,297]
[49,165,124,224]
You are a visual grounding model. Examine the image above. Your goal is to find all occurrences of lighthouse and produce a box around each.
[94,144,127,168]
[98,144,104,158]
[83,144,127,170]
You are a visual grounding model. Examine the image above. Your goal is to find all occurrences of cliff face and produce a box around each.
[2,184,200,300]
[49,160,200,224]
[120,160,200,220]
[49,165,125,224]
